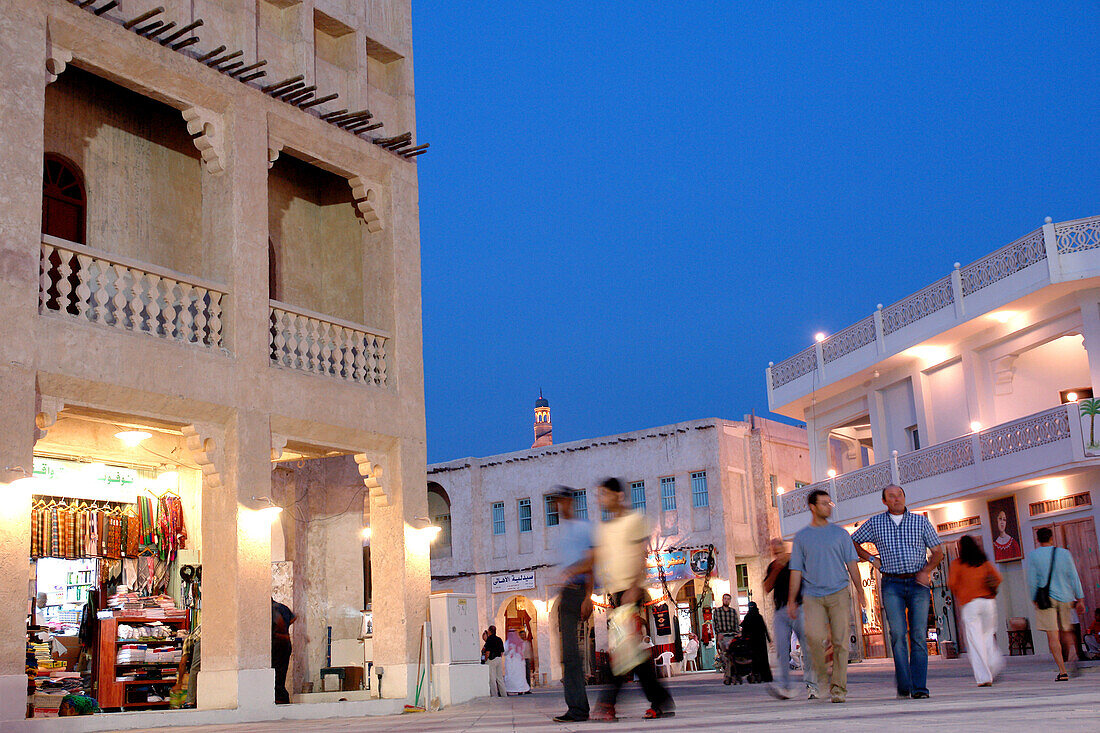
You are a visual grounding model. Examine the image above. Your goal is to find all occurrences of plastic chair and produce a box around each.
[683,648,699,672]
[654,651,675,678]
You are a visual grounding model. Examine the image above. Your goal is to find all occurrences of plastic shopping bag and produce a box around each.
[608,603,648,677]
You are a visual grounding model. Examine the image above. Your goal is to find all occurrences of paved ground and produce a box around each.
[116,656,1097,732]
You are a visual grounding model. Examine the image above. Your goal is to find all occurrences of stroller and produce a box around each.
[723,634,755,685]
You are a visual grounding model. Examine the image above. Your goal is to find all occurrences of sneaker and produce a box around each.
[765,684,792,700]
[553,713,588,722]
[911,691,930,699]
[896,691,910,699]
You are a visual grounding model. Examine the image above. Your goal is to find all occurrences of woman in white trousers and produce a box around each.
[949,534,1004,685]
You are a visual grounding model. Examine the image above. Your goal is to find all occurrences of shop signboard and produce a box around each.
[645,550,693,584]
[491,571,536,593]
[31,457,139,502]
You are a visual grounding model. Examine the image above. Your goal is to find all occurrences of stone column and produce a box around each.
[368,439,430,699]
[194,412,275,711]
[0,368,36,722]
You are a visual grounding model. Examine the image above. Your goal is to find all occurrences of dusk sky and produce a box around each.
[412,2,1099,464]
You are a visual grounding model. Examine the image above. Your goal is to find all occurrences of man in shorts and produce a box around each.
[1026,527,1086,681]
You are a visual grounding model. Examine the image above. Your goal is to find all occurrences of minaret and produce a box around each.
[532,391,552,448]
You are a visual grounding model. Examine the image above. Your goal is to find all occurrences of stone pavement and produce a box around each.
[114,656,1097,733]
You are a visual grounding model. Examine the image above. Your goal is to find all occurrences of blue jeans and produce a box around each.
[773,605,817,694]
[881,577,931,695]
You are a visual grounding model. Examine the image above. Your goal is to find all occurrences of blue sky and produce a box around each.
[411,2,1100,463]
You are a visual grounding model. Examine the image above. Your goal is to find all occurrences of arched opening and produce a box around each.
[41,154,86,314]
[268,238,279,301]
[497,595,537,690]
[427,481,451,559]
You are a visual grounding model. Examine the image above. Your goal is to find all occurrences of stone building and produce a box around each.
[426,398,809,684]
[769,214,1100,661]
[1,0,428,727]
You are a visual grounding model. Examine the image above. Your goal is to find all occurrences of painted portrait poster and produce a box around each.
[987,495,1023,563]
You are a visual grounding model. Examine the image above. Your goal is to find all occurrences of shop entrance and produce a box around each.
[499,596,537,688]
[855,544,888,658]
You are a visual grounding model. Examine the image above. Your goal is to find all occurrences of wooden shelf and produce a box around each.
[115,662,179,667]
[119,679,176,685]
[98,614,189,709]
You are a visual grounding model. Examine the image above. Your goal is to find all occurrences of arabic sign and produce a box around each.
[645,551,693,584]
[31,457,139,502]
[491,571,536,593]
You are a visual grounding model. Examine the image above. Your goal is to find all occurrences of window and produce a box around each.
[544,495,559,527]
[631,480,646,511]
[736,563,749,589]
[601,509,612,522]
[735,562,750,617]
[906,425,921,451]
[794,480,808,489]
[431,514,452,558]
[660,477,676,511]
[518,498,532,532]
[691,471,709,508]
[573,490,588,520]
[492,502,505,535]
[42,154,86,244]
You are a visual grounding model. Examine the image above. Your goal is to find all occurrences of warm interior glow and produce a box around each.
[903,345,949,364]
[114,430,152,447]
[944,502,966,522]
[988,311,1017,324]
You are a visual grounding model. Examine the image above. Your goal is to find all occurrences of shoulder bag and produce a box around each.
[1033,548,1058,610]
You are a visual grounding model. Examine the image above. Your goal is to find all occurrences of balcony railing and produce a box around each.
[269,301,389,387]
[769,215,1100,391]
[39,235,226,349]
[781,404,1073,518]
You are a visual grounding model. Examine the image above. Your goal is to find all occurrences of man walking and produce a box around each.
[593,477,674,720]
[549,486,594,722]
[483,625,506,696]
[712,593,740,684]
[788,489,864,704]
[764,538,819,700]
[1026,527,1086,681]
[851,485,943,699]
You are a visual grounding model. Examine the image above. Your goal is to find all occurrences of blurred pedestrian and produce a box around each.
[592,477,674,721]
[549,486,594,722]
[764,537,818,700]
[788,489,864,704]
[852,484,943,699]
[947,534,1003,686]
[1026,527,1086,681]
[271,598,296,704]
[741,602,772,683]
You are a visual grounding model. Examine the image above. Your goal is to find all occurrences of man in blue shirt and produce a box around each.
[851,484,943,699]
[1026,527,1086,681]
[549,486,594,722]
[788,489,864,704]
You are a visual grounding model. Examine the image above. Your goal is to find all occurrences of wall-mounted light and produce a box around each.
[361,527,372,541]
[411,516,441,541]
[815,332,826,343]
[969,421,982,433]
[776,486,786,495]
[115,430,152,447]
[1060,388,1091,404]
[827,469,837,478]
[250,495,283,517]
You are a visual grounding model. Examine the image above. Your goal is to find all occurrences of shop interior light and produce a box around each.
[115,430,152,447]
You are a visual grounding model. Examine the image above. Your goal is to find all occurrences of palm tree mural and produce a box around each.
[1079,398,1100,450]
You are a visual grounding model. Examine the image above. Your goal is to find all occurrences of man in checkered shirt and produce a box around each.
[851,484,944,700]
[712,594,740,682]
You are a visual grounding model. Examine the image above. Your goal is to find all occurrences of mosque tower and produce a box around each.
[532,391,553,448]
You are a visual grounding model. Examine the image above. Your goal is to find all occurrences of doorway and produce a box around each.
[1032,517,1099,616]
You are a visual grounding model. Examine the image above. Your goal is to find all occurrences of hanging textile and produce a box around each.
[30,503,41,558]
[105,513,123,559]
[156,494,187,561]
[137,495,156,549]
[125,509,140,557]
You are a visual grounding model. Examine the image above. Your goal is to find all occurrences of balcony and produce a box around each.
[767,215,1100,408]
[39,234,226,349]
[268,300,389,387]
[779,404,1091,531]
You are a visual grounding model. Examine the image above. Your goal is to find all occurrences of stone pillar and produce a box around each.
[195,412,275,711]
[0,368,36,722]
[368,439,430,699]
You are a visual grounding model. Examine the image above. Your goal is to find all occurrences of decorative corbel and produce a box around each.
[348,176,383,233]
[271,433,288,462]
[34,396,64,442]
[181,106,226,175]
[353,453,388,506]
[183,423,223,488]
[268,140,284,169]
[46,42,72,85]
[992,354,1018,396]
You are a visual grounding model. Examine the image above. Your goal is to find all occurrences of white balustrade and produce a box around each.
[959,228,1046,295]
[269,301,389,387]
[39,235,226,349]
[1055,215,1100,254]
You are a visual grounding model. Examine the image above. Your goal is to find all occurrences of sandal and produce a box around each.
[1055,672,1069,682]
[644,708,675,719]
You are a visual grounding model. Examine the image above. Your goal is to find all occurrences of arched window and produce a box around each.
[268,239,279,301]
[42,154,86,244]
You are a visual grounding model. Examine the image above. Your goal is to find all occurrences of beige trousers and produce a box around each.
[803,589,851,701]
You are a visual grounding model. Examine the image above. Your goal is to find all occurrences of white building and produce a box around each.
[426,397,808,684]
[768,214,1100,660]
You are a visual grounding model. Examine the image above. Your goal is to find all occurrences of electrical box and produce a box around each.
[429,593,480,664]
